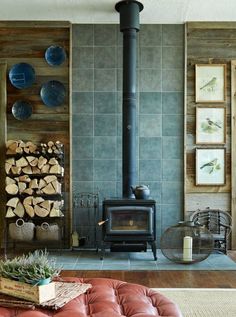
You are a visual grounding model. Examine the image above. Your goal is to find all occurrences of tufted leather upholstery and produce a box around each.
[0,277,182,317]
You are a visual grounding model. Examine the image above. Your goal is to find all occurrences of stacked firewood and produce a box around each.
[6,197,64,218]
[5,139,64,219]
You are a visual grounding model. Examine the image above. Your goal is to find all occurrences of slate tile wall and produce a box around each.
[72,24,184,244]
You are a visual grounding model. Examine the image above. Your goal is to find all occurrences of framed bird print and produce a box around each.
[196,148,226,186]
[195,64,226,103]
[196,106,226,144]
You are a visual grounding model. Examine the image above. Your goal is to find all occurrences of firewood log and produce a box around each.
[38,179,47,189]
[44,175,57,184]
[11,166,21,175]
[5,162,11,174]
[48,158,58,165]
[6,207,16,218]
[33,197,44,205]
[34,205,50,217]
[7,197,19,208]
[26,156,36,163]
[49,164,62,174]
[14,201,25,217]
[6,177,16,186]
[29,157,38,167]
[26,141,37,153]
[7,140,18,152]
[15,157,28,167]
[23,188,34,195]
[41,183,55,195]
[6,140,17,148]
[18,182,27,193]
[22,166,32,174]
[24,204,35,218]
[5,157,15,165]
[49,208,61,217]
[40,200,51,210]
[41,164,50,174]
[5,183,18,195]
[29,178,38,189]
[38,156,47,169]
[32,166,40,174]
[19,175,31,183]
[52,180,61,194]
[23,196,33,206]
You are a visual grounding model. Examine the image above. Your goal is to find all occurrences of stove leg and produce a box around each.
[100,241,105,260]
[149,241,157,260]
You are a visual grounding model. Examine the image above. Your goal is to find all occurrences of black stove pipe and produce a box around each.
[115,0,143,198]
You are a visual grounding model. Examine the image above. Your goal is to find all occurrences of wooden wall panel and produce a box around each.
[0,21,71,247]
[185,22,235,248]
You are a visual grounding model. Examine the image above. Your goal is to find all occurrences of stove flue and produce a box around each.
[115,0,143,198]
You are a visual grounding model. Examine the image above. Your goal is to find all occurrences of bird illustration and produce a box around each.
[206,118,222,129]
[200,158,220,174]
[200,77,217,91]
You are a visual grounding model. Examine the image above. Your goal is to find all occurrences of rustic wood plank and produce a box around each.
[231,60,236,249]
[0,62,7,244]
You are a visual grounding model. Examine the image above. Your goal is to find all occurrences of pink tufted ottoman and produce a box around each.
[0,277,182,317]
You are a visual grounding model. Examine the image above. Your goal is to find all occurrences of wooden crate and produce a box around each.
[0,277,56,304]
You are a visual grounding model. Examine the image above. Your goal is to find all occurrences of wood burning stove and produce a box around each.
[101,199,157,260]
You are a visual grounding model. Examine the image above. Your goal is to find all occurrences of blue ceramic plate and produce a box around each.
[9,63,36,89]
[40,80,66,107]
[12,100,32,120]
[45,45,66,66]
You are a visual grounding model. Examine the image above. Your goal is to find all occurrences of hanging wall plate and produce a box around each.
[12,100,33,120]
[9,63,36,89]
[45,45,66,66]
[40,80,66,107]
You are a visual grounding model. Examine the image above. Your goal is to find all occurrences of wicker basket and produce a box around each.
[36,222,60,241]
[9,219,35,241]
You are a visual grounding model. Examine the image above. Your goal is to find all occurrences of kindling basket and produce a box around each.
[9,218,35,241]
[36,222,60,241]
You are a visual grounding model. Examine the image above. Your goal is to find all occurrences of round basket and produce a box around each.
[160,221,214,264]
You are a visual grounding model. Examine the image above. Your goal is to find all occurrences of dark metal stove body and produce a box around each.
[101,199,157,260]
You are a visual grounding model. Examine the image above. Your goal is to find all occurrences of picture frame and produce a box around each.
[196,106,226,145]
[196,148,226,186]
[195,64,226,103]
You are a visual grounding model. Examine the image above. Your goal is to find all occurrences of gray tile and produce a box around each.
[162,69,184,92]
[72,24,94,47]
[73,160,93,181]
[72,47,94,68]
[94,115,117,136]
[162,183,183,205]
[102,264,130,270]
[162,114,184,136]
[94,69,116,92]
[162,92,184,114]
[94,160,116,181]
[94,24,117,46]
[117,68,123,92]
[162,160,183,181]
[139,115,162,137]
[139,25,162,46]
[94,136,117,159]
[94,46,116,68]
[162,24,184,46]
[139,160,162,181]
[72,114,93,136]
[72,92,93,114]
[94,181,117,200]
[72,181,94,194]
[139,137,162,160]
[72,68,94,92]
[140,46,161,68]
[72,137,93,160]
[162,47,184,69]
[147,182,161,202]
[139,69,162,92]
[162,136,183,159]
[139,92,162,114]
[94,92,117,113]
[161,204,183,229]
[117,46,123,68]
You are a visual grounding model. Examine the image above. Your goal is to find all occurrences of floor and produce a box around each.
[49,249,236,271]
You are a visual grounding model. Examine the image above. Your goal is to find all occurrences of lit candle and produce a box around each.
[183,236,193,262]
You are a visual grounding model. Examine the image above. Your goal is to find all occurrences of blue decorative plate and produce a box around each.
[45,45,66,66]
[12,100,32,120]
[40,80,66,107]
[9,63,36,89]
